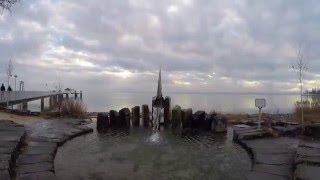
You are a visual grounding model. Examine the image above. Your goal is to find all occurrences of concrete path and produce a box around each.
[0,120,26,180]
[238,137,299,180]
[294,140,320,180]
[15,119,93,180]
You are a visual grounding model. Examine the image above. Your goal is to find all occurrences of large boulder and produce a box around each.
[97,112,109,131]
[171,105,182,128]
[192,111,206,129]
[142,104,150,127]
[119,108,131,128]
[132,106,140,126]
[109,110,119,127]
[181,108,193,129]
[212,115,227,133]
[164,96,171,126]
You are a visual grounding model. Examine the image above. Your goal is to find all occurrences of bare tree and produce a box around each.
[0,0,20,12]
[292,44,308,128]
[6,59,13,89]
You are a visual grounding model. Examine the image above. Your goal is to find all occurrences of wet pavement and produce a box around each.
[242,137,299,180]
[294,140,320,180]
[0,120,26,179]
[15,118,93,180]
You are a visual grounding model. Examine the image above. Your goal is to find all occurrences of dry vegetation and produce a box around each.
[295,99,320,124]
[48,99,88,119]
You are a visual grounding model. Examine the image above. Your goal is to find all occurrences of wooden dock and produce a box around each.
[0,91,70,112]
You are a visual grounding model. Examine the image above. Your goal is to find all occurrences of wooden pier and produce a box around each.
[0,91,74,112]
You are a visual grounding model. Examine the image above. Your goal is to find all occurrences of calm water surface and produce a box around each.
[55,122,251,180]
[25,92,301,114]
[84,92,300,114]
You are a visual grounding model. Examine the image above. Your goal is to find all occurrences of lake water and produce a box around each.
[55,122,251,180]
[83,92,300,114]
[26,92,301,114]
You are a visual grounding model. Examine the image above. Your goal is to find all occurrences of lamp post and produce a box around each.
[14,75,18,91]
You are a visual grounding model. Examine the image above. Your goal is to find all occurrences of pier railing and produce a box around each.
[0,91,66,106]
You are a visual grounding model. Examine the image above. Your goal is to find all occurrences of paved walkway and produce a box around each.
[0,120,26,179]
[240,137,299,180]
[294,140,320,180]
[15,118,93,180]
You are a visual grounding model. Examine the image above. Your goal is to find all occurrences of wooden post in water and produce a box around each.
[80,90,82,101]
[65,93,69,99]
[132,106,140,126]
[40,97,45,112]
[142,104,150,127]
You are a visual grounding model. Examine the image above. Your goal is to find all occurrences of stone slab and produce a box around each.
[0,161,9,171]
[299,141,320,149]
[0,147,15,154]
[297,147,320,157]
[18,154,53,165]
[17,162,53,174]
[27,141,57,148]
[0,154,12,161]
[24,145,57,155]
[255,153,294,165]
[0,141,20,148]
[18,171,56,180]
[246,171,287,180]
[295,155,320,165]
[253,164,291,177]
[0,170,10,180]
[294,164,320,180]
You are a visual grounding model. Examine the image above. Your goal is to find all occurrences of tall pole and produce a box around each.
[300,65,304,129]
[258,108,262,129]
[14,75,17,91]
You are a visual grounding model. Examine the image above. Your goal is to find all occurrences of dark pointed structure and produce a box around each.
[152,68,166,130]
[153,67,165,108]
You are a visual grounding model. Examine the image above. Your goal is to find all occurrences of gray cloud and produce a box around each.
[0,0,319,94]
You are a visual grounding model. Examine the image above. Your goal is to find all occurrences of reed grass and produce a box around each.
[295,100,320,124]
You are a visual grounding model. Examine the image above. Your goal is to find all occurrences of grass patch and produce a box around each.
[47,99,88,119]
[295,99,320,124]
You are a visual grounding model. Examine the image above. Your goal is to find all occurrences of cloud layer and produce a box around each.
[0,0,319,94]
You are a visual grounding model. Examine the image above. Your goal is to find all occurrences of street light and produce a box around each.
[14,75,18,91]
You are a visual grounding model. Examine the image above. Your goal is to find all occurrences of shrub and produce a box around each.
[295,99,320,124]
[57,99,88,119]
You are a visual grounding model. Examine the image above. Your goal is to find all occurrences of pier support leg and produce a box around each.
[80,90,82,101]
[66,93,69,99]
[22,101,28,111]
[49,96,53,109]
[41,97,45,112]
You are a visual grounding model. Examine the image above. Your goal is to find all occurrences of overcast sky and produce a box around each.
[0,0,319,94]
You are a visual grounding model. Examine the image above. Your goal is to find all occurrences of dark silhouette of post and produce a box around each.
[132,106,140,126]
[142,104,150,127]
[40,97,45,112]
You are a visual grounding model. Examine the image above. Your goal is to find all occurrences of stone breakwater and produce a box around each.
[14,118,93,180]
[0,120,26,179]
[96,105,228,132]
